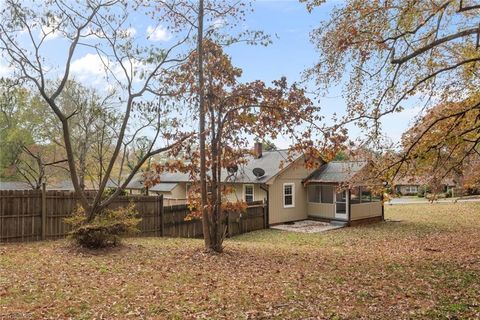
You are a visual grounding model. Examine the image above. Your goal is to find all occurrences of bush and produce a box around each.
[417,187,425,198]
[446,189,453,198]
[65,203,141,248]
[103,187,128,197]
[417,185,431,198]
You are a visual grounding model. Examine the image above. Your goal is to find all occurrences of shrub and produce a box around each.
[417,186,425,198]
[65,203,141,248]
[417,185,432,198]
[103,187,128,197]
[446,189,453,198]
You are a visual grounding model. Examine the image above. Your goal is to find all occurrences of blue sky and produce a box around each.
[222,0,417,147]
[0,0,417,148]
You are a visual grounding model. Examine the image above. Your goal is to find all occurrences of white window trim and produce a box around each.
[243,184,254,203]
[405,185,418,193]
[185,183,191,198]
[283,183,295,208]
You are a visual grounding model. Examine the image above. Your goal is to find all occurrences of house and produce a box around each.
[142,143,384,227]
[394,177,457,195]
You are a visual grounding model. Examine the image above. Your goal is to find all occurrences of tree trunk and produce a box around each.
[197,0,212,251]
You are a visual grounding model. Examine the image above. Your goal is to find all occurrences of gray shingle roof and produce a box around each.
[306,161,367,183]
[133,150,300,188]
[0,181,31,190]
[224,150,297,183]
[125,178,178,192]
[160,150,297,184]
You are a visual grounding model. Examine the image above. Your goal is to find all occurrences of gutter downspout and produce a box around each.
[259,184,269,229]
[348,188,352,227]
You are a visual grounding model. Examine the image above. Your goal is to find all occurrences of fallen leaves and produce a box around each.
[0,203,479,319]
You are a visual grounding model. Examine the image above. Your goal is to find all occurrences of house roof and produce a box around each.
[226,150,299,184]
[123,149,302,191]
[305,161,368,184]
[124,178,179,192]
[0,181,32,190]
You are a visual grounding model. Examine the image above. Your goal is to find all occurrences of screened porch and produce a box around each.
[306,184,383,222]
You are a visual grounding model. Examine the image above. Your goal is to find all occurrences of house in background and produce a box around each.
[142,143,384,227]
[394,177,457,195]
[0,181,31,190]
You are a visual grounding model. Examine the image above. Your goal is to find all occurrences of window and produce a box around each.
[405,186,418,194]
[320,185,334,203]
[361,187,372,203]
[244,184,254,203]
[350,187,361,204]
[308,185,321,203]
[308,185,334,203]
[283,183,295,208]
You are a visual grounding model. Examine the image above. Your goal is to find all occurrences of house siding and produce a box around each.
[157,182,267,203]
[224,184,267,203]
[350,202,383,221]
[268,159,315,225]
[307,203,335,219]
[396,185,419,196]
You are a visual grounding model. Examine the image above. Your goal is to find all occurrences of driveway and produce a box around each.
[388,196,480,205]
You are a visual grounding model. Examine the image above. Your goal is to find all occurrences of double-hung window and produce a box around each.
[244,184,254,203]
[283,183,295,208]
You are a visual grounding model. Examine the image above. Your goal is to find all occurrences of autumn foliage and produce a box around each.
[144,40,342,252]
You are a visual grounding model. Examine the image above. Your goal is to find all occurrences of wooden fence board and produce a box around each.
[0,189,266,242]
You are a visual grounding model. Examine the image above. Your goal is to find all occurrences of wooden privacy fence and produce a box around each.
[0,188,267,243]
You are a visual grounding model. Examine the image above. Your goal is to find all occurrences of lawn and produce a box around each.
[1,203,479,319]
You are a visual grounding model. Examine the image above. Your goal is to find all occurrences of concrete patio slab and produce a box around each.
[270,220,345,233]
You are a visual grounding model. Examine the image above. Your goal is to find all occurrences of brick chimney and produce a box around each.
[254,142,262,159]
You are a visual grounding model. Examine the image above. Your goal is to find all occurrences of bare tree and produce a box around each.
[0,0,193,220]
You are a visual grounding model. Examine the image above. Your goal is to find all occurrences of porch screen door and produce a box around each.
[335,190,348,220]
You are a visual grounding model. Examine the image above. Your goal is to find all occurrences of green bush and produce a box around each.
[417,186,425,198]
[417,185,432,198]
[103,187,128,197]
[446,189,453,198]
[65,203,141,248]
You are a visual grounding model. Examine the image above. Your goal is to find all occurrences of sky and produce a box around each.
[0,0,418,149]
[225,0,418,147]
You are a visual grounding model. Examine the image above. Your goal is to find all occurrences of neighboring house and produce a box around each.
[394,177,457,195]
[141,143,384,227]
[0,181,31,190]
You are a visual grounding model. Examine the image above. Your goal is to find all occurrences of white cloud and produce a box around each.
[125,27,137,38]
[0,61,12,77]
[146,25,171,42]
[118,27,136,39]
[40,16,62,41]
[71,53,108,81]
[70,53,145,87]
[211,18,226,29]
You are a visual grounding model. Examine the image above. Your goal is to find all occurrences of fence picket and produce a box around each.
[0,190,266,242]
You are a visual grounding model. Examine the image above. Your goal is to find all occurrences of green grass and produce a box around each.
[0,203,479,319]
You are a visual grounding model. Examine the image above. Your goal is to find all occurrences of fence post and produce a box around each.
[160,195,164,237]
[263,202,267,229]
[41,183,47,240]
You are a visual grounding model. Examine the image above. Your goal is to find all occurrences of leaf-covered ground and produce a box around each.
[1,203,479,319]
